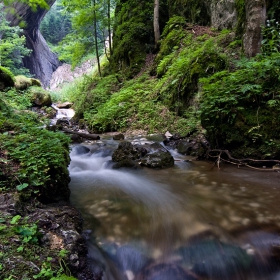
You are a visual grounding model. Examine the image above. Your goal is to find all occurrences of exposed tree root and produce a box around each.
[207,149,280,171]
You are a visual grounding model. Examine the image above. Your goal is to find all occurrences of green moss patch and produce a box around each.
[0,66,15,90]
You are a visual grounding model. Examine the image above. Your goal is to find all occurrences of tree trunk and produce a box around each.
[107,0,112,54]
[154,0,160,46]
[93,0,102,77]
[243,0,266,57]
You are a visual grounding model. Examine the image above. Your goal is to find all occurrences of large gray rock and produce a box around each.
[210,0,237,30]
[6,0,61,88]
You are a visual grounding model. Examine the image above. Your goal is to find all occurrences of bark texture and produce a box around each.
[6,0,61,88]
[243,0,266,57]
[154,0,160,45]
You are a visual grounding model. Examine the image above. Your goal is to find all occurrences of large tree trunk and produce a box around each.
[6,0,61,88]
[243,0,266,57]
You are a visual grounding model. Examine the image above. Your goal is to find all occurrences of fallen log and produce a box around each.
[62,128,100,140]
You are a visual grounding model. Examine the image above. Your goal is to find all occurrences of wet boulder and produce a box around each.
[140,142,174,168]
[112,141,144,168]
[56,102,73,109]
[178,240,252,279]
[116,245,149,274]
[164,133,209,158]
[136,263,197,280]
[72,145,91,155]
[113,133,125,140]
[237,230,280,271]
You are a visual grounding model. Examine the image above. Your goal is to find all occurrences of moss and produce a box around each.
[31,78,42,87]
[167,0,211,26]
[0,66,15,90]
[235,0,246,39]
[109,0,154,77]
[156,16,187,65]
[28,86,52,107]
[156,28,228,115]
[15,75,33,90]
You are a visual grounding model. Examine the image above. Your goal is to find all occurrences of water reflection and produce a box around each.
[69,139,280,280]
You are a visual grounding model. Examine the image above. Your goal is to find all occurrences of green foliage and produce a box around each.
[235,0,246,38]
[156,16,187,64]
[56,0,114,68]
[200,53,280,158]
[109,0,154,77]
[0,88,70,200]
[261,19,280,55]
[82,73,194,135]
[156,26,228,115]
[57,73,119,119]
[0,213,76,280]
[0,3,31,75]
[2,128,70,192]
[3,0,49,10]
[1,88,32,110]
[40,1,72,45]
[0,66,15,89]
[167,0,210,26]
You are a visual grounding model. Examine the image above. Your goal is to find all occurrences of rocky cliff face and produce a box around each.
[6,0,61,88]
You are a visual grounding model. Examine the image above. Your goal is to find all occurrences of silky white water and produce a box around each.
[68,138,280,280]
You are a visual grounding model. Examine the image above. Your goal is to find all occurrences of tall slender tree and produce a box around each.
[154,0,160,47]
[93,0,101,76]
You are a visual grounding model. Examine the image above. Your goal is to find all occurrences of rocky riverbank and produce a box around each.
[0,192,102,279]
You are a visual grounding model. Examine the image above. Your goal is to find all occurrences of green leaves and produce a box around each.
[16,183,29,191]
[0,3,31,75]
[10,215,21,225]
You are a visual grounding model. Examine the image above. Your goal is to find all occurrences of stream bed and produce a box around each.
[68,136,280,280]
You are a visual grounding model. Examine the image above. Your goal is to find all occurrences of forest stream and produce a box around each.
[67,136,280,280]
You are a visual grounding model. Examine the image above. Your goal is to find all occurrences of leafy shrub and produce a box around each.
[261,19,280,55]
[0,87,70,201]
[200,53,280,158]
[156,30,228,115]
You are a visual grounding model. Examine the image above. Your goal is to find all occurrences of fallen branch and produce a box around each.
[62,128,100,140]
[207,149,280,171]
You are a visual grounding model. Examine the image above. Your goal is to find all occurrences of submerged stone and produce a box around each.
[178,240,252,279]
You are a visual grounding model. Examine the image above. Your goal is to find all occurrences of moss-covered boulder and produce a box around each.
[15,75,33,90]
[28,86,52,107]
[0,66,15,90]
[15,75,42,90]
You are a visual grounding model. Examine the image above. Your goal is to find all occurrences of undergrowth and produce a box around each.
[54,15,280,158]
[0,88,70,201]
[200,52,280,158]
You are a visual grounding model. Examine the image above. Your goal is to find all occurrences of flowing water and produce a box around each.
[68,136,280,280]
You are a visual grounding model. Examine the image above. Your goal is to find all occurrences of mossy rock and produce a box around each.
[0,66,15,90]
[30,78,42,87]
[15,75,33,90]
[28,86,52,107]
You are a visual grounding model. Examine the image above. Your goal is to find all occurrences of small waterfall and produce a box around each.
[51,104,75,124]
